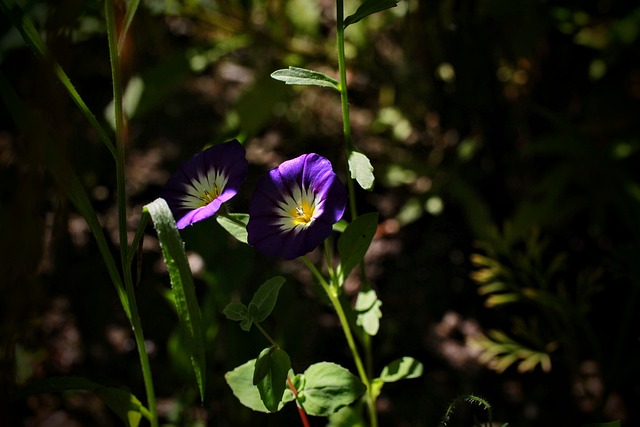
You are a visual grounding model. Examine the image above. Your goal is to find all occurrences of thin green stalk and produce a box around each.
[106,2,158,426]
[126,212,150,268]
[301,256,376,426]
[335,2,376,424]
[323,239,337,285]
[336,0,358,220]
[254,322,279,348]
[118,0,142,54]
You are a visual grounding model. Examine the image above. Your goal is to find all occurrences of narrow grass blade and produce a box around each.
[144,198,206,402]
[118,0,142,54]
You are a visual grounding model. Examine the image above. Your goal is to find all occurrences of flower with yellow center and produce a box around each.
[247,153,347,260]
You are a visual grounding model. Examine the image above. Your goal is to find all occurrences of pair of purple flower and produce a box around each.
[161,140,347,260]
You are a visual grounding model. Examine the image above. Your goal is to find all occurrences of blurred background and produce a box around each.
[1,0,640,425]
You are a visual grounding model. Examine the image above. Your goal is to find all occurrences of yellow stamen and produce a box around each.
[293,203,313,225]
[199,186,220,206]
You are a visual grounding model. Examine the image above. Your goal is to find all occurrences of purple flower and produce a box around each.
[161,139,248,229]
[247,153,348,260]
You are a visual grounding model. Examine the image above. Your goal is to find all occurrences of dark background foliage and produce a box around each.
[1,0,639,425]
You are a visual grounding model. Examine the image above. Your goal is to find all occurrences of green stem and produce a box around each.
[301,256,377,426]
[254,321,279,348]
[106,2,158,426]
[336,0,358,220]
[335,2,376,425]
[118,0,142,54]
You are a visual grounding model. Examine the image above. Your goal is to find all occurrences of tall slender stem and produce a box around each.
[105,2,158,426]
[335,2,377,425]
[336,0,358,220]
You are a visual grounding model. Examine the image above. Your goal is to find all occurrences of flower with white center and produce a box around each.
[247,153,347,260]
[161,139,247,229]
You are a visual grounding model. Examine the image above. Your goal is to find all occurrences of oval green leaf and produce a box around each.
[254,347,291,412]
[379,357,424,383]
[299,362,366,416]
[250,276,286,323]
[225,359,294,413]
[348,150,375,191]
[338,212,378,282]
[271,67,340,91]
[216,213,249,243]
[223,301,248,322]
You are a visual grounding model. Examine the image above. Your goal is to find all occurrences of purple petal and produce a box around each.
[247,153,347,259]
[160,139,247,229]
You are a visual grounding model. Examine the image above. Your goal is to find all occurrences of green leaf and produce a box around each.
[253,348,272,385]
[240,317,253,332]
[250,276,286,323]
[223,302,248,321]
[14,377,150,427]
[299,362,366,416]
[253,347,292,412]
[332,219,349,233]
[344,0,400,28]
[216,213,250,244]
[338,213,378,282]
[348,150,375,191]
[379,357,423,383]
[271,67,340,91]
[355,288,383,336]
[225,359,294,413]
[144,198,206,402]
[327,405,366,427]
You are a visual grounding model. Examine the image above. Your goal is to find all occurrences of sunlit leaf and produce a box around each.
[225,359,294,413]
[327,405,366,427]
[145,198,206,402]
[348,150,375,191]
[299,362,366,416]
[355,288,382,336]
[216,213,249,243]
[271,67,340,90]
[379,357,423,382]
